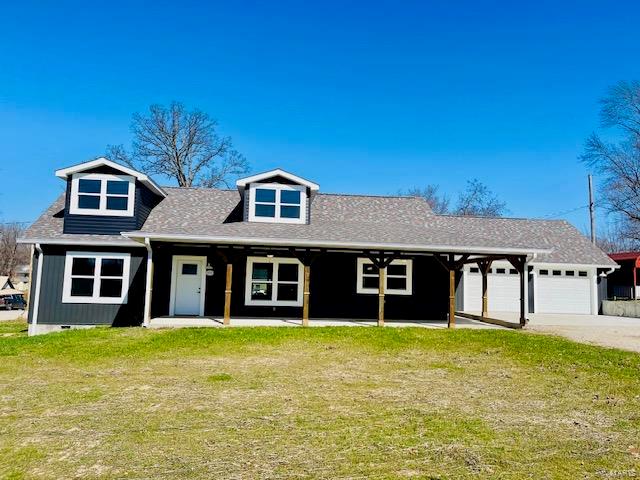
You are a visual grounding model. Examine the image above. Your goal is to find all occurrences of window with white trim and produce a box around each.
[62,252,131,303]
[248,183,307,224]
[245,256,304,306]
[356,258,413,295]
[69,173,135,216]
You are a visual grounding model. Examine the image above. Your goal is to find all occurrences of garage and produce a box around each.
[463,262,521,312]
[535,268,593,314]
[463,263,595,315]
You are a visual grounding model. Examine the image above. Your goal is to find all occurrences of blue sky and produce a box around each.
[1,1,639,233]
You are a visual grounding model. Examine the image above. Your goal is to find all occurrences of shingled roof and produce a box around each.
[22,187,615,266]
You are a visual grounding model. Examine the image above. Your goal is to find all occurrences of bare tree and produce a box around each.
[454,179,507,217]
[0,223,30,278]
[107,102,249,188]
[402,185,450,214]
[581,80,640,241]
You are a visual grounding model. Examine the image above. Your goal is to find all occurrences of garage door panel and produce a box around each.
[464,271,520,313]
[536,276,591,314]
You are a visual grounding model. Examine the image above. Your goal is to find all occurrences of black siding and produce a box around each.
[30,245,146,326]
[151,246,449,320]
[62,166,162,235]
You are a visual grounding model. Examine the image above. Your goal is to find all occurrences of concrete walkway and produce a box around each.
[150,315,501,329]
[0,309,25,321]
[478,312,640,353]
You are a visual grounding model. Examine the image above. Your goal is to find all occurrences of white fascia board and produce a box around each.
[530,261,620,270]
[122,231,551,256]
[236,168,320,191]
[55,157,166,198]
[17,237,145,247]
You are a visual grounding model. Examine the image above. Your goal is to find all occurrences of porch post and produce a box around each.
[378,266,386,327]
[519,265,526,327]
[223,263,232,326]
[448,267,456,328]
[302,264,311,326]
[478,260,492,318]
[143,238,154,327]
[633,266,637,300]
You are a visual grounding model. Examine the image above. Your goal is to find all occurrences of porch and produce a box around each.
[149,315,502,329]
[142,241,539,330]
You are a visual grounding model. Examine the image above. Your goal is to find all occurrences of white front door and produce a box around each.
[171,256,206,316]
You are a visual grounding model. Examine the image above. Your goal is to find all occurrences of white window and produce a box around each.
[245,256,303,306]
[248,183,307,224]
[69,173,135,216]
[356,258,413,295]
[62,252,131,304]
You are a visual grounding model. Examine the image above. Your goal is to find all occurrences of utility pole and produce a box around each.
[588,174,596,244]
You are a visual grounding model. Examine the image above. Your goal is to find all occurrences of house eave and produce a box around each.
[55,158,167,198]
[17,237,145,247]
[121,231,552,256]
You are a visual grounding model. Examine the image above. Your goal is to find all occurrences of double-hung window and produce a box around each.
[70,173,135,216]
[62,252,131,303]
[245,257,303,306]
[248,183,306,224]
[356,258,413,295]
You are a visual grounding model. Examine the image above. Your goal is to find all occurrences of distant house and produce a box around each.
[20,158,617,335]
[606,252,640,299]
[0,276,14,291]
[11,264,30,292]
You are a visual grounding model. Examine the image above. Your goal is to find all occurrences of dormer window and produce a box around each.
[69,173,135,216]
[248,183,306,224]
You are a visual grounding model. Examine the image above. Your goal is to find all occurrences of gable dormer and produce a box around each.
[236,169,319,225]
[56,158,166,235]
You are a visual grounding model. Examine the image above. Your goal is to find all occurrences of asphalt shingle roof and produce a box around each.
[23,187,616,267]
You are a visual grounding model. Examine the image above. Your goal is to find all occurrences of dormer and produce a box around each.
[236,169,319,225]
[56,158,166,235]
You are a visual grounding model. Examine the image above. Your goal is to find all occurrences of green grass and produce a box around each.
[1,319,639,479]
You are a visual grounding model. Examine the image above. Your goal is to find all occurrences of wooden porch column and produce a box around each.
[477,260,492,318]
[633,266,637,300]
[519,266,526,327]
[223,263,233,326]
[448,268,455,328]
[302,264,311,326]
[508,255,527,327]
[378,266,386,327]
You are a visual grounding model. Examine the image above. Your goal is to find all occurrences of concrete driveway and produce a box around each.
[485,312,640,353]
[0,309,25,321]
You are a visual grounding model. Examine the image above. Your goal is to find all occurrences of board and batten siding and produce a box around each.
[28,245,147,326]
[62,165,162,235]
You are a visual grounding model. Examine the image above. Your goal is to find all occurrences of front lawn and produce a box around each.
[1,321,639,479]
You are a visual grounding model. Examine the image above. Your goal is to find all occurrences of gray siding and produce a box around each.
[62,166,162,235]
[29,245,146,326]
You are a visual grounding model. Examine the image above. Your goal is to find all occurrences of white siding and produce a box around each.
[536,272,592,314]
[464,262,521,312]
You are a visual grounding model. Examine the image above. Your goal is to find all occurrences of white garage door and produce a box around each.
[536,269,592,314]
[464,262,521,312]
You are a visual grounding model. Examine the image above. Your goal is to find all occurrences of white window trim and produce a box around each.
[69,173,135,217]
[62,252,131,304]
[356,258,413,295]
[247,183,307,224]
[245,256,304,306]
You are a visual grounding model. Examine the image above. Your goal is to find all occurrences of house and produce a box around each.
[606,252,640,299]
[11,264,31,292]
[0,276,14,291]
[19,158,617,335]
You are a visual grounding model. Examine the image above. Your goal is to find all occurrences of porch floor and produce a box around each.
[149,315,502,329]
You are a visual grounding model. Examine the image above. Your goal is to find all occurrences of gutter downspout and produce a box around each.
[28,243,43,336]
[143,238,153,328]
